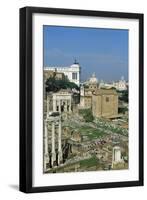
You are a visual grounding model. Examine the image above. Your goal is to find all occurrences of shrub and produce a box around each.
[45,76,79,92]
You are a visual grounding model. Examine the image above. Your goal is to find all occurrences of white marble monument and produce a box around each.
[44,62,81,86]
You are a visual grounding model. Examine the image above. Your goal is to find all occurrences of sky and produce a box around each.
[43,26,128,82]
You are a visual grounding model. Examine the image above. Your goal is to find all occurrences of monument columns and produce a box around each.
[58,118,62,164]
[44,121,49,171]
[46,95,49,115]
[53,97,56,112]
[44,121,48,155]
[51,122,56,166]
[58,99,61,112]
[69,99,72,112]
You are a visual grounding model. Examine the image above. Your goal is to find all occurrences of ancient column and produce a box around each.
[112,146,122,168]
[116,149,121,162]
[51,122,56,166]
[58,118,62,165]
[64,100,68,112]
[67,100,69,112]
[53,96,56,112]
[44,121,49,171]
[46,95,49,115]
[69,99,72,112]
[113,146,121,162]
[58,99,61,113]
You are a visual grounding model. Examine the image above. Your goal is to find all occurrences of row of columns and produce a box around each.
[44,117,63,171]
[53,99,72,112]
[44,96,72,171]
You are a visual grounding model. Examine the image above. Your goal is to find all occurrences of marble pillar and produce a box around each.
[51,122,56,166]
[113,147,121,162]
[53,97,56,112]
[64,100,67,112]
[58,99,61,113]
[112,146,122,168]
[58,119,62,164]
[46,95,49,115]
[69,99,72,112]
[44,121,49,171]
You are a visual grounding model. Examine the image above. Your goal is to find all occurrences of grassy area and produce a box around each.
[79,126,106,139]
[63,115,128,141]
[80,156,99,168]
[46,156,99,173]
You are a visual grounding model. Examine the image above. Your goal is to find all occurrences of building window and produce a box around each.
[106,97,109,102]
[72,72,77,80]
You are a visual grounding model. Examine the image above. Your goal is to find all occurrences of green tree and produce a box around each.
[118,90,128,103]
[45,76,79,92]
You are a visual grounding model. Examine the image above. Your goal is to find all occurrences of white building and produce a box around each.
[44,62,81,86]
[113,76,127,91]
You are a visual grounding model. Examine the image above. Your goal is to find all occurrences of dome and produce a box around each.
[89,73,98,84]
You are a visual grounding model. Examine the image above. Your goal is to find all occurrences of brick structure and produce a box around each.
[92,89,118,118]
[80,73,118,118]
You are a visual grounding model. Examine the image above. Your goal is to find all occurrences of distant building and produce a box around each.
[99,79,105,88]
[85,73,99,90]
[113,76,127,91]
[80,73,118,118]
[80,73,98,108]
[44,61,81,86]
